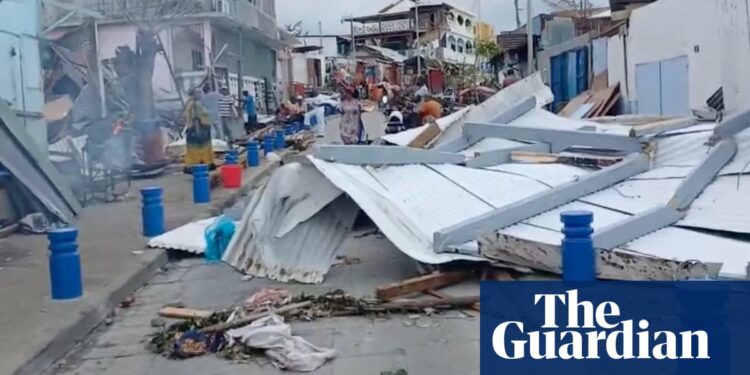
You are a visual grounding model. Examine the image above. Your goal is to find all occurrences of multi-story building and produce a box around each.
[45,0,293,114]
[345,0,477,67]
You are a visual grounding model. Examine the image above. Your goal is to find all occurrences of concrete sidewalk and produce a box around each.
[0,157,282,375]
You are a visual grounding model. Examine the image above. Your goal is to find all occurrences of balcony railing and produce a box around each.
[63,0,277,37]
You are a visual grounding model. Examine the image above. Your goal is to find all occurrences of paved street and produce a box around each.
[46,229,480,375]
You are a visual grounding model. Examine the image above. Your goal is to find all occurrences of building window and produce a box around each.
[191,50,204,71]
[457,38,464,53]
[447,12,455,22]
[457,15,464,26]
[465,41,473,54]
[449,36,456,51]
[465,19,472,29]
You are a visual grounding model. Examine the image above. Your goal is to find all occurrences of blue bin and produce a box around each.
[192,164,210,204]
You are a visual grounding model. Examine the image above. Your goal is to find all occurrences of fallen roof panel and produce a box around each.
[0,101,81,222]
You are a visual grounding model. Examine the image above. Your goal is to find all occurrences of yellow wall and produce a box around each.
[474,22,495,42]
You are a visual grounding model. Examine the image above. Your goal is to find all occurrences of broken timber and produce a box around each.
[465,143,550,168]
[433,153,650,253]
[313,145,464,165]
[159,307,214,320]
[376,270,468,300]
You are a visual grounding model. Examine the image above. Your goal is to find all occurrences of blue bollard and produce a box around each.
[141,187,165,237]
[275,130,286,149]
[48,228,83,300]
[560,210,595,281]
[263,134,274,155]
[225,149,238,165]
[192,164,210,204]
[247,141,260,167]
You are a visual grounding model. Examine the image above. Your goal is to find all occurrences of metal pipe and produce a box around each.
[526,0,533,75]
[415,0,421,78]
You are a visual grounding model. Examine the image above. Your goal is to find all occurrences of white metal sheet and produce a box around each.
[147,217,217,254]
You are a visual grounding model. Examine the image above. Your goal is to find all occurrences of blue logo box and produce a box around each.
[480,281,750,375]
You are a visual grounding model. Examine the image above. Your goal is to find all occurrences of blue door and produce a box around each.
[550,54,567,112]
[576,48,589,94]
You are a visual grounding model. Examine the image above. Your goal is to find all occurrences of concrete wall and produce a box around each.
[0,0,46,151]
[719,0,750,111]
[212,26,277,84]
[170,25,205,73]
[96,24,177,99]
[624,0,722,111]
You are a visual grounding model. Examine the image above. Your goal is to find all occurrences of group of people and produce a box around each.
[337,77,444,145]
[183,84,258,172]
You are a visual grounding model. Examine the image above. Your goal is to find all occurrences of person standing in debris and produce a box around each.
[339,89,364,145]
[417,94,443,125]
[243,90,257,134]
[502,69,520,88]
[184,89,214,173]
[218,86,236,142]
[201,84,225,141]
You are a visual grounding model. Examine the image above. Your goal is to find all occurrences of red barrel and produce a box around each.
[221,165,242,189]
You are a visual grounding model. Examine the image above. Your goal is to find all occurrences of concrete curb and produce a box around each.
[15,250,169,375]
[17,156,289,375]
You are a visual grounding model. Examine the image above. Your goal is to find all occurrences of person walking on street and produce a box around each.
[243,90,257,134]
[200,84,224,141]
[184,89,213,173]
[218,86,236,142]
[339,88,364,145]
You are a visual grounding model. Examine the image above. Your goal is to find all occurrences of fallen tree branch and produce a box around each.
[200,301,312,334]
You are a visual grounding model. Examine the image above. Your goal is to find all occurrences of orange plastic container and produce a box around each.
[221,165,242,189]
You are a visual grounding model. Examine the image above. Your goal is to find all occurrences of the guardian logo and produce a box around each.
[492,290,710,361]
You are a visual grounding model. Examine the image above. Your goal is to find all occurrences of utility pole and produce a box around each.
[318,21,323,53]
[350,16,356,73]
[415,0,421,79]
[526,0,534,76]
[238,26,244,100]
[514,0,521,28]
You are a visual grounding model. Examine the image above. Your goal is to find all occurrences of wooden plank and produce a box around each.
[376,270,468,300]
[558,91,592,117]
[591,71,609,91]
[424,289,480,314]
[594,84,621,117]
[408,121,442,149]
[159,307,214,320]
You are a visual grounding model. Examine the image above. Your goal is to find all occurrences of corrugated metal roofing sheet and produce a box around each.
[147,218,217,254]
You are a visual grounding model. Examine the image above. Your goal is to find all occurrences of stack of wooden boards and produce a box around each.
[559,72,621,119]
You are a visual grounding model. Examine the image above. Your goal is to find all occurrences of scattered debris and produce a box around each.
[244,288,292,311]
[119,295,135,309]
[150,318,167,328]
[332,255,362,267]
[159,307,214,320]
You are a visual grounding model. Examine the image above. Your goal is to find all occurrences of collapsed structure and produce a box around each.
[222,73,750,284]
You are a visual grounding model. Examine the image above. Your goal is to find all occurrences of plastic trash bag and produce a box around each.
[204,215,235,263]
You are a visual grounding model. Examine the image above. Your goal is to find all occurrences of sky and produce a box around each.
[276,0,610,35]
